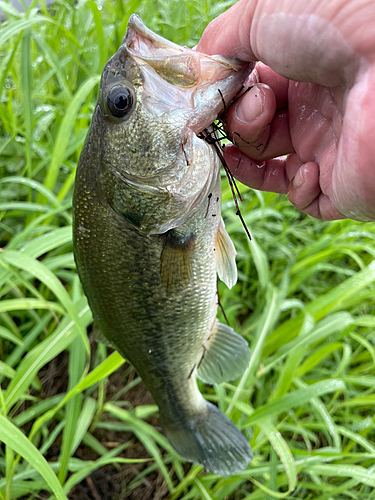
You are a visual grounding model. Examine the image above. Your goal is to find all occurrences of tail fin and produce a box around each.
[162,401,252,475]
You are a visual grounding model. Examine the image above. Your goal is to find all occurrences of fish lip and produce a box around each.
[123,13,248,74]
[124,14,185,53]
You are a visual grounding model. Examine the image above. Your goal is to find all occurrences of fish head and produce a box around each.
[93,14,251,181]
[122,14,251,132]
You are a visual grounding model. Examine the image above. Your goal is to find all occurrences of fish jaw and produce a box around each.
[123,14,252,133]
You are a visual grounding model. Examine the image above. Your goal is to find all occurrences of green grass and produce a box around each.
[1,0,375,498]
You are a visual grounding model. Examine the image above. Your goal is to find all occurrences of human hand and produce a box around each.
[197,0,375,221]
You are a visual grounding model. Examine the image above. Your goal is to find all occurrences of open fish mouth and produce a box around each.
[124,14,248,90]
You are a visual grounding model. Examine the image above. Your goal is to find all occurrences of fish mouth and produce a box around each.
[123,14,247,89]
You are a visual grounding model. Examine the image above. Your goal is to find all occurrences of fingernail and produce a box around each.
[292,169,305,188]
[235,85,263,123]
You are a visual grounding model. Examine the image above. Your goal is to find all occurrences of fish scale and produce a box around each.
[73,14,253,475]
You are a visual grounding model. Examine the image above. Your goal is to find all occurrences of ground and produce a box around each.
[19,341,176,500]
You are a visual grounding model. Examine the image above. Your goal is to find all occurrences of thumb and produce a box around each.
[225,82,277,159]
[197,0,257,61]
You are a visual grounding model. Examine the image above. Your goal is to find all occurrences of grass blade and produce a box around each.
[260,420,297,493]
[0,414,67,500]
[4,299,91,410]
[42,75,100,197]
[2,250,90,353]
[243,379,346,427]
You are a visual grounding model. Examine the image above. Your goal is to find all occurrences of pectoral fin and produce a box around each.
[197,320,251,385]
[215,218,237,289]
[160,230,195,293]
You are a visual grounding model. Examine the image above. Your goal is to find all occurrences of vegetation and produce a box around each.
[1,0,375,498]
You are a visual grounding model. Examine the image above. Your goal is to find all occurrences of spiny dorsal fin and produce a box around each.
[197,320,251,385]
[215,218,237,289]
[160,229,195,293]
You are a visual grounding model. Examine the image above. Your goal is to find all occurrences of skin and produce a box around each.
[197,0,375,221]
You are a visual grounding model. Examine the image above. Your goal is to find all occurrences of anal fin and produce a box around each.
[197,320,251,385]
[215,218,237,289]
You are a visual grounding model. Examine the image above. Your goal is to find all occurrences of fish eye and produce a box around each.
[107,86,133,118]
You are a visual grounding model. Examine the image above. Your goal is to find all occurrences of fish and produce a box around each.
[73,14,253,475]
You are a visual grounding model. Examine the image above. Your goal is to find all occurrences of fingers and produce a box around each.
[256,63,289,108]
[198,0,358,87]
[224,147,344,220]
[223,62,294,161]
[226,82,294,160]
[227,84,275,153]
[287,160,321,211]
[224,145,289,193]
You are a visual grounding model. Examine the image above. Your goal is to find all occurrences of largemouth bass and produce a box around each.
[73,14,252,475]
